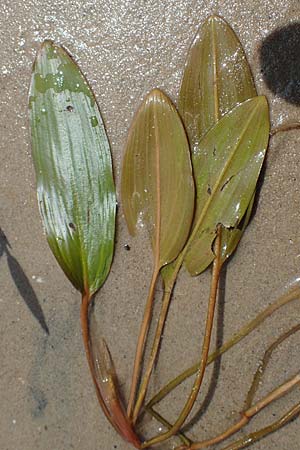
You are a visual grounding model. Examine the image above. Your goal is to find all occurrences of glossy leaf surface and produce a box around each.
[179,15,259,270]
[179,15,256,149]
[121,89,194,268]
[29,41,116,295]
[91,339,141,448]
[184,97,270,275]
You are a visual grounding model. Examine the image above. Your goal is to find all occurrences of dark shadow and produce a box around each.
[0,227,49,334]
[260,23,300,105]
[182,264,227,432]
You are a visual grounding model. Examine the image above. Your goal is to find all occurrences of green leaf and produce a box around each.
[121,89,194,269]
[220,192,255,263]
[179,15,256,148]
[178,15,259,269]
[184,97,270,276]
[29,41,116,295]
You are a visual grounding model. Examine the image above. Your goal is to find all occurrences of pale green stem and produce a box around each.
[175,373,300,450]
[141,227,223,448]
[149,408,192,447]
[245,322,300,410]
[147,286,300,410]
[220,402,300,450]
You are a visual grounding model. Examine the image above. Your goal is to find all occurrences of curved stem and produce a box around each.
[245,322,300,409]
[176,373,300,450]
[220,402,300,450]
[127,266,160,419]
[142,227,223,448]
[81,293,142,448]
[270,122,300,137]
[147,286,300,410]
[80,292,118,431]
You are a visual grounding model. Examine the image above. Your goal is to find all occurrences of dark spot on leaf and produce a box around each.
[207,185,212,195]
[260,23,300,105]
[66,105,74,112]
[124,244,131,251]
[220,175,234,192]
[68,222,76,230]
[213,146,217,157]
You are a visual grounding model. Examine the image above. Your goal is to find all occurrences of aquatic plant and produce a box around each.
[29,15,300,450]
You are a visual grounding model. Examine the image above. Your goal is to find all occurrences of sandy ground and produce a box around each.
[1,1,300,449]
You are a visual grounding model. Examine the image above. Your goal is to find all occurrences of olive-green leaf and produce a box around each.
[184,97,270,276]
[121,89,194,269]
[179,15,256,148]
[178,15,259,270]
[29,41,116,295]
[220,193,255,263]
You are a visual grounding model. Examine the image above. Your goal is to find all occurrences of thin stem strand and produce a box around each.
[220,402,300,450]
[141,227,223,448]
[132,258,182,423]
[175,372,300,450]
[245,322,300,409]
[80,293,119,432]
[147,286,300,409]
[149,408,193,447]
[127,266,160,418]
[270,122,300,137]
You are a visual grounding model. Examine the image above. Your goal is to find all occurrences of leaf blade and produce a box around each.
[29,41,116,295]
[121,89,194,268]
[184,96,270,275]
[178,15,260,272]
[179,15,257,147]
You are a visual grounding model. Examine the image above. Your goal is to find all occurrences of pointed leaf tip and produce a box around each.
[179,14,256,151]
[178,15,262,274]
[121,89,195,268]
[29,41,116,294]
[184,96,270,275]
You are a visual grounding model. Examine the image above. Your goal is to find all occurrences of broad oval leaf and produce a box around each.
[178,15,259,269]
[179,15,256,149]
[29,41,116,295]
[121,89,194,268]
[184,96,270,276]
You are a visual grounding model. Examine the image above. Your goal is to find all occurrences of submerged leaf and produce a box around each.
[184,97,270,275]
[178,15,259,269]
[179,15,256,148]
[29,41,116,295]
[121,89,194,268]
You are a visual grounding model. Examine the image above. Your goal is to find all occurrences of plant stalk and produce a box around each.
[245,322,300,410]
[270,122,300,137]
[80,292,115,427]
[127,266,160,419]
[141,227,223,448]
[220,402,300,450]
[132,256,183,423]
[176,372,300,449]
[149,408,192,447]
[147,286,300,410]
[81,293,141,448]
